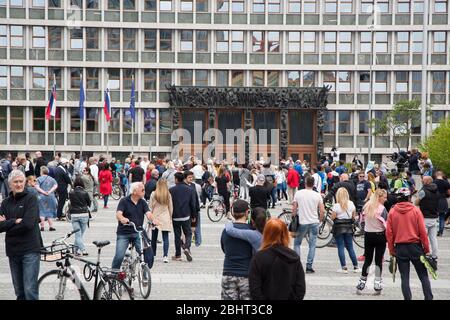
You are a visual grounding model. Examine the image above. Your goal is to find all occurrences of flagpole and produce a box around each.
[80,73,83,158]
[131,75,134,156]
[53,73,56,156]
[106,73,109,157]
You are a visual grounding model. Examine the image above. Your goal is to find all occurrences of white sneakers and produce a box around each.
[163,256,169,263]
[337,266,360,274]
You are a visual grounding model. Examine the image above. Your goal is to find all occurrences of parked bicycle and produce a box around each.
[207,193,226,222]
[38,229,134,300]
[121,221,153,299]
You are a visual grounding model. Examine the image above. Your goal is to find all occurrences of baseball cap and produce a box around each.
[257,174,266,182]
[232,199,249,214]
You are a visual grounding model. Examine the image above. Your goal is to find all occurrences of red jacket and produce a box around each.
[286,168,300,188]
[386,202,430,255]
[99,170,113,195]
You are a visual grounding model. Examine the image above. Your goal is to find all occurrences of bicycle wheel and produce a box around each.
[353,223,365,249]
[315,218,334,248]
[207,200,225,222]
[38,270,84,300]
[111,185,121,200]
[138,264,152,299]
[95,276,134,300]
[277,211,292,226]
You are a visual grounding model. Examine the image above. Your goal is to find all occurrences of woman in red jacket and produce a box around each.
[99,163,113,209]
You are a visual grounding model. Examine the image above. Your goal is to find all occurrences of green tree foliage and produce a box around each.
[421,119,450,176]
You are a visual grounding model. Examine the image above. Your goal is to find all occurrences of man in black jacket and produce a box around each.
[169,172,197,262]
[54,158,72,220]
[0,170,41,300]
[33,151,47,178]
[324,173,357,205]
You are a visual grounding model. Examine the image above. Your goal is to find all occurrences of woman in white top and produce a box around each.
[331,188,360,273]
[356,189,388,294]
[275,166,288,201]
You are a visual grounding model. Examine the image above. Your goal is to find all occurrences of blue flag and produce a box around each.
[79,75,85,120]
[129,78,135,122]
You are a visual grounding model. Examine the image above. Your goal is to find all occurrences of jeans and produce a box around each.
[424,218,439,258]
[277,183,288,201]
[334,233,358,268]
[201,185,213,206]
[294,223,319,269]
[362,232,386,277]
[151,229,169,257]
[194,212,202,247]
[0,179,9,199]
[438,211,447,234]
[396,243,433,300]
[111,233,141,270]
[71,215,89,253]
[270,187,277,207]
[173,219,192,257]
[8,252,40,300]
[103,195,109,207]
[56,189,68,218]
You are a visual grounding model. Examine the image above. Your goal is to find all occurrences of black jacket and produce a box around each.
[34,156,47,177]
[0,190,41,257]
[54,165,72,193]
[325,180,357,204]
[419,183,439,219]
[68,186,91,214]
[249,185,271,209]
[169,183,197,220]
[249,245,306,300]
[144,179,157,201]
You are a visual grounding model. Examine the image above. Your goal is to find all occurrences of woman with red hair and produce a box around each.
[248,218,306,300]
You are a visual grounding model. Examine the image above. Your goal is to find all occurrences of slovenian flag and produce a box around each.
[104,87,111,122]
[45,81,57,120]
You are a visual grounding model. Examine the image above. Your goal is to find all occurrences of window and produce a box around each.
[375,32,388,53]
[434,0,447,13]
[397,1,410,13]
[107,29,120,50]
[32,67,45,89]
[339,32,352,53]
[108,108,120,132]
[31,26,45,48]
[268,0,280,13]
[288,0,300,13]
[267,71,279,87]
[359,72,370,92]
[10,66,23,88]
[303,32,315,52]
[412,71,421,93]
[48,0,61,7]
[10,0,23,6]
[341,0,352,13]
[304,0,316,13]
[87,0,99,9]
[376,0,389,13]
[160,0,172,11]
[32,0,44,6]
[324,32,336,53]
[253,0,264,13]
[217,0,228,12]
[339,111,352,135]
[86,28,99,49]
[412,32,423,53]
[216,70,228,86]
[414,1,424,13]
[395,71,408,92]
[360,32,371,53]
[196,31,208,52]
[123,29,136,50]
[108,0,120,9]
[70,68,81,89]
[160,30,172,51]
[287,71,300,87]
[144,69,156,91]
[338,71,351,92]
[375,71,388,92]
[197,0,208,11]
[70,29,83,49]
[143,109,156,133]
[325,0,337,13]
[180,30,193,51]
[359,111,369,134]
[32,108,45,131]
[144,30,156,50]
[252,71,264,86]
[303,71,315,87]
[71,0,82,7]
[0,26,6,47]
[180,70,193,86]
[323,71,336,91]
[216,31,229,52]
[144,0,156,10]
[432,111,446,129]
[158,109,172,146]
[48,27,62,49]
[159,69,172,92]
[123,109,133,133]
[86,68,99,89]
[397,32,409,53]
[432,71,445,93]
[181,0,192,11]
[232,0,244,12]
[0,66,6,88]
[11,107,24,131]
[231,31,244,52]
[324,111,336,134]
[252,31,264,52]
[123,69,134,90]
[86,108,99,132]
[195,70,208,86]
[268,32,280,52]
[433,32,446,53]
[48,67,62,88]
[10,26,23,47]
[361,0,373,13]
[288,32,300,53]
[255,111,279,145]
[108,68,120,90]
[231,70,244,86]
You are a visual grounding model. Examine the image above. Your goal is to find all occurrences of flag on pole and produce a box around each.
[79,74,85,120]
[104,87,111,122]
[129,77,136,122]
[45,81,57,120]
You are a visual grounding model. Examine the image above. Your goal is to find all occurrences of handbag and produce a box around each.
[331,206,354,236]
[288,214,300,233]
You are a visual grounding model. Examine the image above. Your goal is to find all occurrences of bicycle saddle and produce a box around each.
[93,240,110,248]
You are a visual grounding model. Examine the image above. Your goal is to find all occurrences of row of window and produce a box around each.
[3,0,449,15]
[2,67,450,94]
[2,26,449,54]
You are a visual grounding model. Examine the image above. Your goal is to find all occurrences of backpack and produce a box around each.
[0,166,6,181]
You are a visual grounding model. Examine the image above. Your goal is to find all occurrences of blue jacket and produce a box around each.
[221,223,253,277]
[169,183,197,220]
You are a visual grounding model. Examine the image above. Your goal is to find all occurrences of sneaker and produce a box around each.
[337,267,348,274]
[82,250,88,256]
[103,206,109,209]
[437,232,442,237]
[163,256,169,263]
[353,266,361,273]
[374,277,383,293]
[171,255,182,261]
[305,267,315,274]
[40,227,44,232]
[49,227,56,231]
[356,276,367,294]
[420,255,438,280]
[357,255,365,262]
[183,248,193,262]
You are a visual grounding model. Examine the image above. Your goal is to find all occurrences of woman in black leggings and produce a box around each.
[356,189,388,295]
[215,166,231,214]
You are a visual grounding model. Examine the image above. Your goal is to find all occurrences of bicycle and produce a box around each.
[121,221,153,299]
[38,229,134,300]
[207,193,226,222]
[111,183,123,200]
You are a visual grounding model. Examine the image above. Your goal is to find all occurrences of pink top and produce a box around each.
[362,204,387,233]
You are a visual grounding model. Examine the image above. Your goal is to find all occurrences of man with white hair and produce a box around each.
[161,161,176,189]
[112,181,157,270]
[0,170,41,300]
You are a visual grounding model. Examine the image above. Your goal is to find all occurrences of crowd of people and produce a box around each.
[0,147,448,300]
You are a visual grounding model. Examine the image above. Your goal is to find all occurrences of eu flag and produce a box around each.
[129,78,135,122]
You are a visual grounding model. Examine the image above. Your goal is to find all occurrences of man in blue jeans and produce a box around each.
[112,182,157,269]
[292,176,325,273]
[0,170,41,300]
